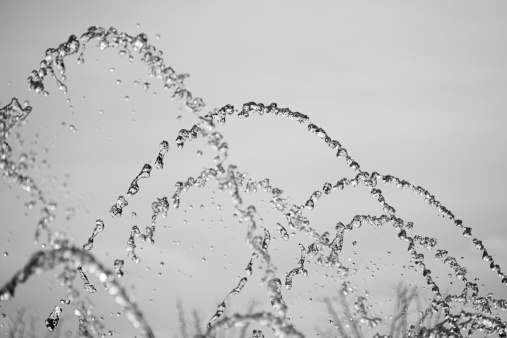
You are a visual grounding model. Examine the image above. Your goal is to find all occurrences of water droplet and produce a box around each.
[114,259,124,277]
[45,306,62,332]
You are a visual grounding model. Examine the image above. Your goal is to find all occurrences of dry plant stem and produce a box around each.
[193,310,203,336]
[390,284,417,338]
[323,297,347,338]
[178,299,189,338]
[413,290,426,332]
[197,312,304,338]
[402,288,418,336]
[338,291,363,338]
[389,286,403,337]
[29,315,35,338]
[239,300,257,338]
[0,247,155,338]
[432,306,443,330]
[17,311,26,338]
[8,308,25,338]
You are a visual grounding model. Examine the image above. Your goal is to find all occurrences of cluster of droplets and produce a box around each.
[206,131,229,164]
[284,244,308,290]
[276,223,289,241]
[0,98,32,142]
[77,265,97,293]
[126,225,142,264]
[154,140,169,169]
[82,219,105,252]
[109,195,128,218]
[175,100,507,336]
[0,99,64,246]
[0,247,154,337]
[28,26,206,114]
[207,277,248,328]
[175,125,202,149]
[353,296,382,329]
[127,163,152,196]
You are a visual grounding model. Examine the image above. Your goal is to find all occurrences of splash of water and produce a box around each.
[0,247,154,337]
[0,25,506,338]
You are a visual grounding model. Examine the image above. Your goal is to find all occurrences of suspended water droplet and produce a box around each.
[154,141,169,170]
[110,196,128,217]
[45,306,62,332]
[277,223,289,241]
[114,259,124,277]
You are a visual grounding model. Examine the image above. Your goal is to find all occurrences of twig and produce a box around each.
[389,284,403,337]
[323,297,348,338]
[177,299,189,338]
[193,310,202,336]
[8,308,25,338]
[29,315,35,338]
[239,300,257,338]
[338,291,362,338]
[196,311,304,338]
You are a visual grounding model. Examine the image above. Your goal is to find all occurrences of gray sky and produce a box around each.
[0,1,506,337]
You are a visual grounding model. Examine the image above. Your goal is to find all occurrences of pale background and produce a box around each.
[0,1,506,337]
